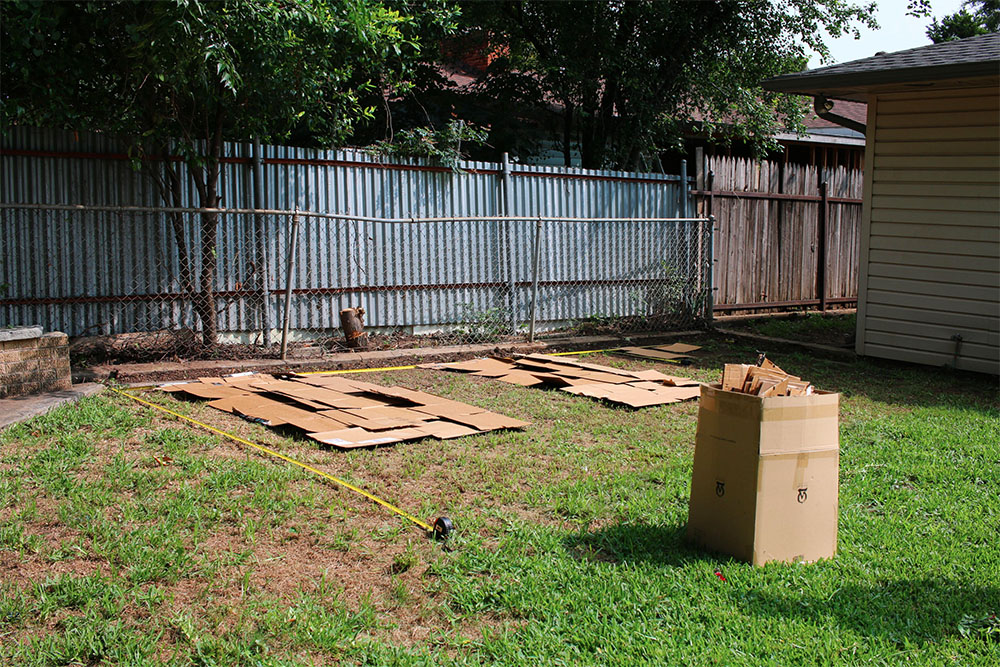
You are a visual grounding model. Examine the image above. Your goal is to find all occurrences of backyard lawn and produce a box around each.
[720,311,858,348]
[1,333,997,665]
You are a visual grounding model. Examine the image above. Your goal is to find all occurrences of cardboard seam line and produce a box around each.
[105,385,434,533]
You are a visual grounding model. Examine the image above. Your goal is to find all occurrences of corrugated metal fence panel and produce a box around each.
[509,164,687,325]
[2,127,697,336]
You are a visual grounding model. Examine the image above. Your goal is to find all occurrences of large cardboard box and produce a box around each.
[686,383,839,565]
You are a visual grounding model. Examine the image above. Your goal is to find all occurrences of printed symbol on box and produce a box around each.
[715,481,725,497]
[797,488,808,503]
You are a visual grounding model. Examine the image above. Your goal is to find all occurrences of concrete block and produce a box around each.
[5,359,40,375]
[51,377,73,391]
[0,326,43,343]
[1,383,105,429]
[7,348,43,362]
[38,332,69,348]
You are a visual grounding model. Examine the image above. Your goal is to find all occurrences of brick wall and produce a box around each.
[0,332,72,398]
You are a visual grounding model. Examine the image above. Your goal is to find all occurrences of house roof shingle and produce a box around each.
[764,32,1000,98]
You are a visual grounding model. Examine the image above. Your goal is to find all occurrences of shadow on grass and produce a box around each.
[740,579,1000,644]
[684,333,999,415]
[563,522,713,568]
[565,520,998,644]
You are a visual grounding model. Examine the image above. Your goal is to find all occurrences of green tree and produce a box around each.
[2,0,430,346]
[926,1,1000,42]
[454,0,876,169]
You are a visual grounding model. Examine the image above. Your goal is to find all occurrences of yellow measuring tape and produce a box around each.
[102,346,653,534]
[299,348,619,376]
[105,385,434,533]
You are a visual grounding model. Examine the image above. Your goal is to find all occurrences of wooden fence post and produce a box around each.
[817,179,828,312]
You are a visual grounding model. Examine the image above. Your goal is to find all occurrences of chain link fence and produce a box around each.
[0,203,712,362]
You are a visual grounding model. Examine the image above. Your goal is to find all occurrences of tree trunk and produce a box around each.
[143,143,194,295]
[195,207,219,348]
[563,101,574,167]
[190,113,225,349]
[339,307,368,349]
[164,161,195,295]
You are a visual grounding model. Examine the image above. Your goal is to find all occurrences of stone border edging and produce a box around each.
[0,326,44,343]
[0,383,105,429]
[73,330,706,384]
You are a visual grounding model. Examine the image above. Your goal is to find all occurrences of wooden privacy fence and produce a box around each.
[694,154,863,313]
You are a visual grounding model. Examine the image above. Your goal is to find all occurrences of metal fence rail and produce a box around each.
[0,203,712,356]
[2,127,711,358]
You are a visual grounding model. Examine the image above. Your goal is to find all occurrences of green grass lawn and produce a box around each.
[1,334,998,665]
[723,312,857,347]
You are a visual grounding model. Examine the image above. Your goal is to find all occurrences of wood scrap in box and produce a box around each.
[421,353,701,408]
[615,342,702,363]
[720,361,812,397]
[160,372,528,449]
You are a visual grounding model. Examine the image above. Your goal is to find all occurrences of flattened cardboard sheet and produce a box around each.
[597,385,681,407]
[342,405,429,421]
[630,369,672,382]
[208,394,288,421]
[223,374,276,389]
[722,364,752,391]
[238,401,348,432]
[427,353,702,408]
[618,346,690,362]
[416,420,481,439]
[631,380,669,391]
[294,375,386,395]
[560,383,615,400]
[431,358,498,373]
[521,353,636,377]
[658,343,701,354]
[558,369,636,384]
[616,342,702,362]
[734,364,806,397]
[434,357,518,377]
[160,372,528,449]
[168,383,252,400]
[495,371,547,387]
[306,391,385,409]
[319,409,422,431]
[410,400,486,418]
[308,427,407,448]
[509,358,567,374]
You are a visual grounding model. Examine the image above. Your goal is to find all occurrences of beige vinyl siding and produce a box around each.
[860,86,1000,374]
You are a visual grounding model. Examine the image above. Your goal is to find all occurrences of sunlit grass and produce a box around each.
[1,333,997,665]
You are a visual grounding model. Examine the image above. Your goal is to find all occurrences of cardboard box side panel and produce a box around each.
[759,393,839,454]
[686,435,759,562]
[758,416,840,454]
[700,384,765,423]
[752,449,839,565]
[696,386,763,454]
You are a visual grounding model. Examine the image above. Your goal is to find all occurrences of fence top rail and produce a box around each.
[0,202,710,224]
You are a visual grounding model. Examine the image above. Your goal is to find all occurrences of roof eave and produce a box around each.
[762,61,1000,98]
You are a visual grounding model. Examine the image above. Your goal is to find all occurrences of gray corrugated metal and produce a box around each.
[1,127,700,338]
